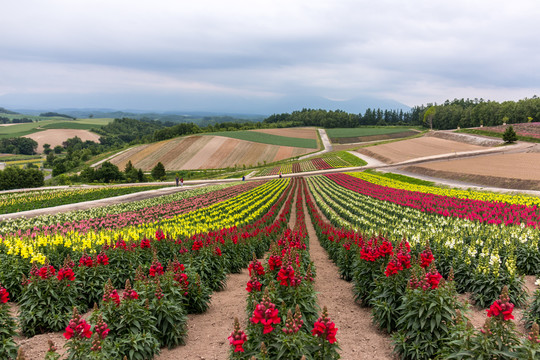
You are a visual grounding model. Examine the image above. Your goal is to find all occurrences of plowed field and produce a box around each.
[23,129,101,153]
[357,137,488,164]
[109,135,313,171]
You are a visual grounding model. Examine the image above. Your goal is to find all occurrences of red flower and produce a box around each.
[486,286,515,321]
[79,255,93,267]
[268,255,282,271]
[192,240,204,251]
[312,307,338,344]
[487,300,514,320]
[384,258,402,277]
[123,289,139,301]
[57,267,75,282]
[64,313,92,340]
[140,238,151,249]
[96,252,109,265]
[228,318,247,353]
[246,278,262,293]
[425,271,442,289]
[248,260,265,277]
[0,285,9,304]
[149,260,164,277]
[36,265,56,279]
[277,265,296,286]
[250,299,280,334]
[420,250,434,268]
[214,247,222,256]
[155,229,165,241]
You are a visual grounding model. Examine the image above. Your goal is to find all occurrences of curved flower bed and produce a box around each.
[329,173,540,228]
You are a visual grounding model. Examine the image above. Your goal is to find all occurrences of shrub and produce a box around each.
[392,266,461,360]
[18,261,80,337]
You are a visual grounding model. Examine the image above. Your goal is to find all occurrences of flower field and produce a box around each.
[1,170,540,359]
[255,151,365,176]
[0,185,170,214]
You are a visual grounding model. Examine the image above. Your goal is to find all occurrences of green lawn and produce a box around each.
[203,131,318,149]
[326,126,418,138]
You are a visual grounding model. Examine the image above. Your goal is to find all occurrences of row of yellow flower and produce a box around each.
[0,185,153,208]
[346,171,540,207]
[3,179,289,264]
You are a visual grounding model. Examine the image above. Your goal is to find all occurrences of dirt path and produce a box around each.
[303,191,394,359]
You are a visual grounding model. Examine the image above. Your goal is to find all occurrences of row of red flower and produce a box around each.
[326,173,540,227]
[227,178,340,359]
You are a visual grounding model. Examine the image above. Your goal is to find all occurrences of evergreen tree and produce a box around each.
[502,125,518,143]
[151,162,166,181]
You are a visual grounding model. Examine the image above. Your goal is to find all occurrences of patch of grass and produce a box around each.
[203,131,318,149]
[326,126,419,138]
[364,169,435,186]
[457,128,540,143]
[41,122,101,130]
[329,151,367,166]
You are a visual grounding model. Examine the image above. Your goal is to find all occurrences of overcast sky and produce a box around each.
[1,0,539,112]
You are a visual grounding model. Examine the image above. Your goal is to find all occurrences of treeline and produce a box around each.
[0,138,38,155]
[94,117,169,145]
[39,112,75,119]
[419,97,540,130]
[263,108,421,128]
[0,167,44,190]
[0,117,33,124]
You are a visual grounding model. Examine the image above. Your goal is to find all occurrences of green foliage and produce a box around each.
[418,96,540,130]
[502,125,518,143]
[333,151,367,166]
[0,166,44,190]
[392,277,461,360]
[0,296,18,359]
[364,169,435,186]
[524,288,540,329]
[151,162,166,181]
[326,127,416,138]
[0,137,38,155]
[18,264,80,337]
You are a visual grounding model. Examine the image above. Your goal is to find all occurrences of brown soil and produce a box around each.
[23,129,101,153]
[403,152,540,190]
[251,128,319,140]
[357,137,488,164]
[303,195,394,359]
[458,275,537,335]
[110,135,312,171]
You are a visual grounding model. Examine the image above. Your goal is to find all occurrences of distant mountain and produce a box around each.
[0,106,19,115]
[3,93,410,117]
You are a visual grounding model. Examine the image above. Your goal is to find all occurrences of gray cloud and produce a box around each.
[1,0,539,111]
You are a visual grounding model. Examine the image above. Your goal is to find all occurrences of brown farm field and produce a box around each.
[404,153,540,190]
[357,136,489,164]
[109,135,314,171]
[250,127,318,139]
[23,129,101,153]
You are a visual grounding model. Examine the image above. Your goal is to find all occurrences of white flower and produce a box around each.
[536,279,540,287]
